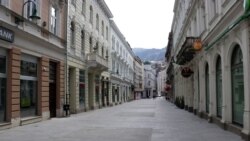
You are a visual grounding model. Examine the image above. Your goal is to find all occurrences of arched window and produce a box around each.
[89,6,93,24]
[205,63,209,113]
[101,46,104,57]
[231,45,244,126]
[101,21,104,36]
[89,36,92,51]
[81,30,85,54]
[106,26,108,40]
[70,21,75,48]
[96,14,99,31]
[82,0,86,15]
[216,56,222,118]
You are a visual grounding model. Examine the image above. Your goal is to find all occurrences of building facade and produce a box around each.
[66,0,113,112]
[143,62,157,98]
[157,66,167,97]
[170,0,250,139]
[0,0,66,129]
[133,56,144,99]
[110,20,134,105]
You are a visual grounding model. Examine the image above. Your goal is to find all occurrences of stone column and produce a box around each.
[38,57,49,120]
[7,48,21,125]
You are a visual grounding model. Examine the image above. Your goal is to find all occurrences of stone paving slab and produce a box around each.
[0,98,243,141]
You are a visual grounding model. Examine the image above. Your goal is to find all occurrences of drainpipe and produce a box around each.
[205,11,250,51]
[64,0,70,117]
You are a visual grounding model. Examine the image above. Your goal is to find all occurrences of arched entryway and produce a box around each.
[216,56,222,118]
[205,63,209,113]
[231,45,244,126]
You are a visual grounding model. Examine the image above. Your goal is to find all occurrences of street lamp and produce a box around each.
[15,0,41,24]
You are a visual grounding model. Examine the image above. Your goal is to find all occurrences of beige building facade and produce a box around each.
[133,56,144,99]
[0,0,66,129]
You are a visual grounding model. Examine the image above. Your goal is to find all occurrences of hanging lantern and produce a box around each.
[193,39,202,51]
[181,67,193,78]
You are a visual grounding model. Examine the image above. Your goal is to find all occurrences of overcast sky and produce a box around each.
[105,0,175,49]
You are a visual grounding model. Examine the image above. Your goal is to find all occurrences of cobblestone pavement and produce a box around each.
[0,98,243,141]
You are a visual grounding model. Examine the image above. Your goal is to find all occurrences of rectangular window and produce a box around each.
[20,56,38,118]
[21,61,37,77]
[79,70,85,108]
[50,6,57,34]
[95,75,100,103]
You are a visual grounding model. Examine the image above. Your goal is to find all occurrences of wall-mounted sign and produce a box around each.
[0,26,14,43]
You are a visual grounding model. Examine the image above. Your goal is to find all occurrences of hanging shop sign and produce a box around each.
[193,39,202,51]
[0,26,14,43]
[181,67,193,78]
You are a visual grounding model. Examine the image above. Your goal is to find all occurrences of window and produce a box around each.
[231,45,244,126]
[89,6,93,24]
[112,60,115,72]
[112,36,115,50]
[96,14,99,31]
[205,63,209,113]
[82,0,86,15]
[0,0,9,7]
[70,22,75,48]
[79,70,85,108]
[0,54,6,122]
[101,21,104,36]
[26,0,39,19]
[106,26,108,40]
[200,3,206,34]
[50,6,57,34]
[89,36,93,52]
[209,0,216,22]
[95,75,100,103]
[81,30,85,55]
[101,46,104,57]
[71,0,76,6]
[20,55,38,118]
[216,56,222,118]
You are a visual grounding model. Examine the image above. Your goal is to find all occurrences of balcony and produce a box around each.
[87,52,108,72]
[176,37,200,65]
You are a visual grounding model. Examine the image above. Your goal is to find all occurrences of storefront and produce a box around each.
[0,48,6,122]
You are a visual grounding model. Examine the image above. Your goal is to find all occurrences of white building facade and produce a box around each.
[67,0,113,112]
[143,63,157,98]
[110,20,134,105]
[171,0,250,139]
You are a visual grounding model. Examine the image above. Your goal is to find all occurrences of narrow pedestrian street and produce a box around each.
[0,98,242,141]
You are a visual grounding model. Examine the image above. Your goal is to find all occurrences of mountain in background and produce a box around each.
[132,48,165,62]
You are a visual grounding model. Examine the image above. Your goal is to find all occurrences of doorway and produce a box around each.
[49,62,57,118]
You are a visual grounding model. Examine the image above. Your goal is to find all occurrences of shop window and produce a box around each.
[79,70,85,108]
[20,56,38,118]
[231,45,244,126]
[95,75,100,103]
[0,54,6,122]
